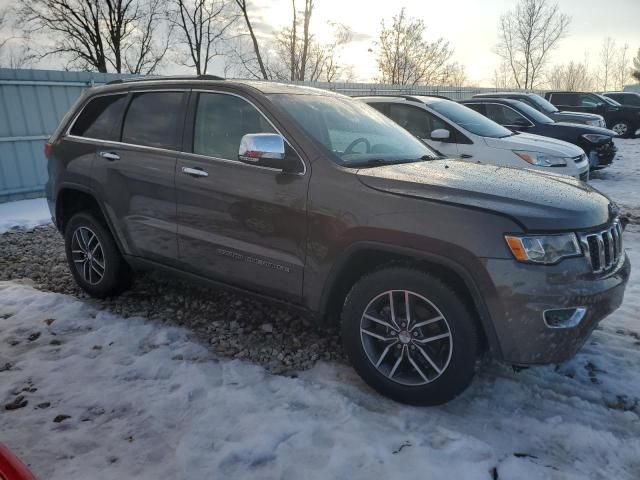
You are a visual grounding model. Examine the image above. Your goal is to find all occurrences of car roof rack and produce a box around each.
[352,93,450,102]
[106,74,225,85]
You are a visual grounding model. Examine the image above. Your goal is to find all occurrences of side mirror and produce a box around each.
[238,133,300,172]
[430,129,450,141]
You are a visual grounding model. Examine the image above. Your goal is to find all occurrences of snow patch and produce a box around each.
[0,198,51,233]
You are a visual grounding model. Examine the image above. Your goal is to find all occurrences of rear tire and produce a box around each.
[64,212,132,298]
[341,267,479,406]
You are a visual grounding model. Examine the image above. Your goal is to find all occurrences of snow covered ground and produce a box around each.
[0,198,51,234]
[0,139,639,479]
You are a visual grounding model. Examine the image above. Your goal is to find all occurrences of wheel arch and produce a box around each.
[317,241,503,360]
[55,185,127,255]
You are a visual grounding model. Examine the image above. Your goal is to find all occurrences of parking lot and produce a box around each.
[0,139,639,479]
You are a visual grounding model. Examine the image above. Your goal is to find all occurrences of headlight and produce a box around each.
[585,119,599,126]
[505,233,581,264]
[581,133,610,143]
[513,150,568,167]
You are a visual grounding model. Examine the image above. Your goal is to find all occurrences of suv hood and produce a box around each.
[483,132,584,156]
[356,160,611,231]
[554,110,603,121]
[552,122,617,138]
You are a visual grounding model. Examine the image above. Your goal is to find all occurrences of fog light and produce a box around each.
[543,307,587,328]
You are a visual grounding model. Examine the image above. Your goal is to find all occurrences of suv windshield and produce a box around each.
[514,101,555,124]
[429,100,513,138]
[526,94,559,114]
[267,94,439,167]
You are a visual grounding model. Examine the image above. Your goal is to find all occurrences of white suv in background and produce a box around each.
[358,95,590,181]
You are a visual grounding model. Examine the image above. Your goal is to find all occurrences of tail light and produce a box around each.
[44,143,53,160]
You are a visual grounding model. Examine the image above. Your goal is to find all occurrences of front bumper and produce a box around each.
[482,253,630,365]
[593,141,617,168]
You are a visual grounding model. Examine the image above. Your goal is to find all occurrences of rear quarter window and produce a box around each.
[70,94,128,140]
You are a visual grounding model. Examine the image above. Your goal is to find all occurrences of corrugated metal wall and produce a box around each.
[0,68,531,203]
[0,69,133,203]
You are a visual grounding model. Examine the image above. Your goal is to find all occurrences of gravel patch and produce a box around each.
[0,225,344,373]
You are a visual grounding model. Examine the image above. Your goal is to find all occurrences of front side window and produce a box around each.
[577,94,603,107]
[70,94,127,140]
[484,104,530,126]
[121,91,185,150]
[193,93,275,160]
[511,101,554,124]
[623,94,640,106]
[268,94,438,167]
[387,104,449,140]
[429,100,513,138]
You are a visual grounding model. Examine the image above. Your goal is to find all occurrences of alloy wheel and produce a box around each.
[71,226,105,285]
[611,123,628,136]
[359,290,453,386]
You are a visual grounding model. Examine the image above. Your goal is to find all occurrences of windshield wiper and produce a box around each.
[355,156,438,168]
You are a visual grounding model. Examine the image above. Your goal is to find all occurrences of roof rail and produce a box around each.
[352,93,450,102]
[105,74,225,86]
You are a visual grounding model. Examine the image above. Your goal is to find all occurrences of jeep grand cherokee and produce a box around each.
[45,77,630,405]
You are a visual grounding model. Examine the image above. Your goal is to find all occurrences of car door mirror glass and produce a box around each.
[430,129,450,140]
[239,133,300,172]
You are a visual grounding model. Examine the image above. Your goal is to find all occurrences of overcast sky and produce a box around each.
[249,0,640,85]
[1,0,638,85]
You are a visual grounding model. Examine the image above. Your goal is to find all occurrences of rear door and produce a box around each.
[174,90,309,302]
[92,89,188,265]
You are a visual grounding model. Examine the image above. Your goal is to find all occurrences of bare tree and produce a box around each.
[633,48,640,82]
[233,0,267,79]
[613,43,631,90]
[547,60,593,91]
[170,0,237,75]
[597,37,616,91]
[16,0,171,73]
[377,8,453,85]
[497,0,570,89]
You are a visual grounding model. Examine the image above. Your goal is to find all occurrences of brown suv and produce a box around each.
[45,77,630,405]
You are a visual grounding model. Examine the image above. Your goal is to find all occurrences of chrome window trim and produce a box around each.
[63,87,307,176]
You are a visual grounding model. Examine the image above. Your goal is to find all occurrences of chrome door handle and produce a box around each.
[98,151,120,161]
[460,154,473,159]
[181,166,209,177]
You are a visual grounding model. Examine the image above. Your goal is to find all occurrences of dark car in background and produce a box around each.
[460,98,618,169]
[473,92,606,127]
[545,91,640,138]
[603,91,640,108]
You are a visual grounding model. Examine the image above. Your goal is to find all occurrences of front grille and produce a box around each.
[579,220,623,274]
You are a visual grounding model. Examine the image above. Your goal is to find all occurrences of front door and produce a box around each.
[175,91,309,302]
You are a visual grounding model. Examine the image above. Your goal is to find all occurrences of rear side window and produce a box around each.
[70,94,127,140]
[193,93,275,160]
[121,91,185,150]
[549,93,575,106]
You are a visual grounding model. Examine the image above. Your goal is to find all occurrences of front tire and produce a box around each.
[610,121,631,138]
[341,267,479,406]
[64,212,132,298]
